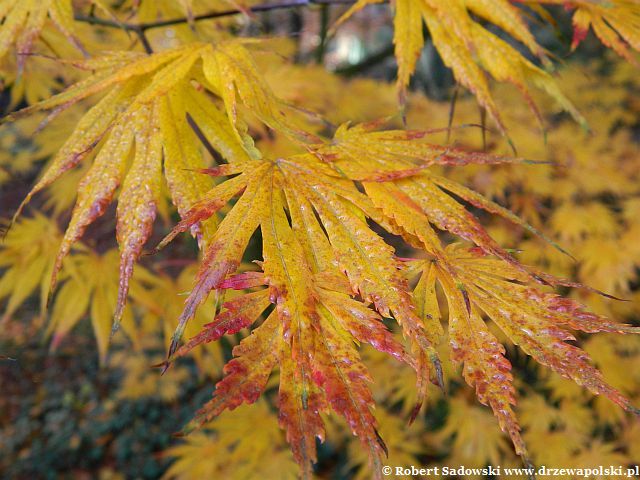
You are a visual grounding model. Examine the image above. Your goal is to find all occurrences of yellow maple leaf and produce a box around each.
[0,212,61,322]
[4,39,315,332]
[334,0,593,133]
[164,401,299,480]
[0,0,85,68]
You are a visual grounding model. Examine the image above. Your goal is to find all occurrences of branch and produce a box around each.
[75,0,360,32]
[136,29,154,54]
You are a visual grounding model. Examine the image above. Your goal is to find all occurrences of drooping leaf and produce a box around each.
[565,0,640,65]
[408,244,640,423]
[0,0,86,69]
[156,120,639,475]
[4,40,310,335]
[47,249,140,363]
[333,0,640,131]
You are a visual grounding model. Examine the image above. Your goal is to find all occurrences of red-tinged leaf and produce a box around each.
[195,165,247,177]
[571,20,590,50]
[153,173,248,253]
[129,119,640,478]
[174,289,270,359]
[441,275,528,459]
[394,174,537,281]
[113,103,163,330]
[359,166,429,182]
[278,347,326,478]
[442,244,639,415]
[568,4,640,67]
[429,173,575,260]
[318,288,410,365]
[481,296,635,412]
[526,289,638,334]
[260,168,319,380]
[284,162,443,408]
[194,311,281,424]
[258,177,333,475]
[320,124,540,185]
[169,163,271,358]
[531,269,627,301]
[357,182,453,409]
[50,119,135,294]
[458,248,636,334]
[312,306,386,470]
[11,85,133,221]
[286,163,414,324]
[219,271,266,290]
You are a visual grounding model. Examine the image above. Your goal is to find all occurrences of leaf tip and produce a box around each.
[373,427,388,458]
[408,401,422,426]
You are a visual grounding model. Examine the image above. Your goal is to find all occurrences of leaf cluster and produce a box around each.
[1,1,640,478]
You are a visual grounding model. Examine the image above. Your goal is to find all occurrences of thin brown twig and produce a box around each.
[135,29,153,54]
[74,0,362,33]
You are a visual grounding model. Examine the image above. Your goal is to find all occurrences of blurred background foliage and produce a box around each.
[1,1,639,479]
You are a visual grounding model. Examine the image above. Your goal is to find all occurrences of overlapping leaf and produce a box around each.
[334,0,639,131]
[405,242,640,465]
[165,159,416,476]
[0,213,61,322]
[3,40,310,330]
[3,9,640,476]
[553,0,640,65]
[0,0,86,68]
[157,122,639,476]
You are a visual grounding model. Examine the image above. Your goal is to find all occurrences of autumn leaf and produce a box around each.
[3,39,313,332]
[563,0,640,66]
[0,213,62,322]
[405,242,639,462]
[334,0,640,132]
[149,116,639,476]
[46,249,140,363]
[2,4,640,477]
[0,0,86,68]
[167,159,416,476]
[164,401,299,480]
